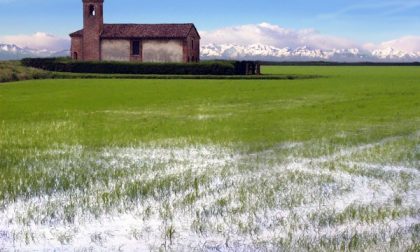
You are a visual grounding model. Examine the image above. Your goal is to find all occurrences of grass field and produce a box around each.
[0,61,51,83]
[0,66,419,250]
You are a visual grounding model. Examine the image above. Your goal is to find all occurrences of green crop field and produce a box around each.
[0,66,419,250]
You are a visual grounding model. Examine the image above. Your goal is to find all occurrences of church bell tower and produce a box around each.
[82,0,104,61]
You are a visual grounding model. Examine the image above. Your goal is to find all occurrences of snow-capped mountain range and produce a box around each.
[201,44,420,62]
[1,43,420,62]
[0,43,68,60]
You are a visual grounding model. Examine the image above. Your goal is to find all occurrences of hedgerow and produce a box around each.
[21,58,239,75]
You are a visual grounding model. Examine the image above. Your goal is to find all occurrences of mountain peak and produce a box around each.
[0,43,69,60]
[201,44,420,62]
[1,42,419,62]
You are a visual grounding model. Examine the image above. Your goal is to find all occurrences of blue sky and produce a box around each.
[1,0,420,50]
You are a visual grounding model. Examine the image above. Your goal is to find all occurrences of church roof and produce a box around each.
[70,23,200,39]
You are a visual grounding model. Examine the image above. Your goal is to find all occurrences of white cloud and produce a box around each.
[201,23,359,50]
[367,36,420,52]
[0,32,69,51]
[201,22,420,54]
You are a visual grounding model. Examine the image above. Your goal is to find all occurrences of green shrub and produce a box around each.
[21,58,243,75]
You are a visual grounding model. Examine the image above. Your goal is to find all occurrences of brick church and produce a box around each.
[70,0,200,63]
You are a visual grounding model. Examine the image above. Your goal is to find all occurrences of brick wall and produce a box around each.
[70,37,83,60]
[82,0,103,61]
[185,28,200,63]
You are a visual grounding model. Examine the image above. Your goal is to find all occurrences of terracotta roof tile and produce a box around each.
[70,23,199,39]
[69,29,83,37]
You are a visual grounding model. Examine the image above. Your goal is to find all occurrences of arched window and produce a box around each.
[89,5,96,16]
[73,52,78,60]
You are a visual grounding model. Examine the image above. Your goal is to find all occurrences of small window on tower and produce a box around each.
[132,41,140,56]
[89,5,96,16]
